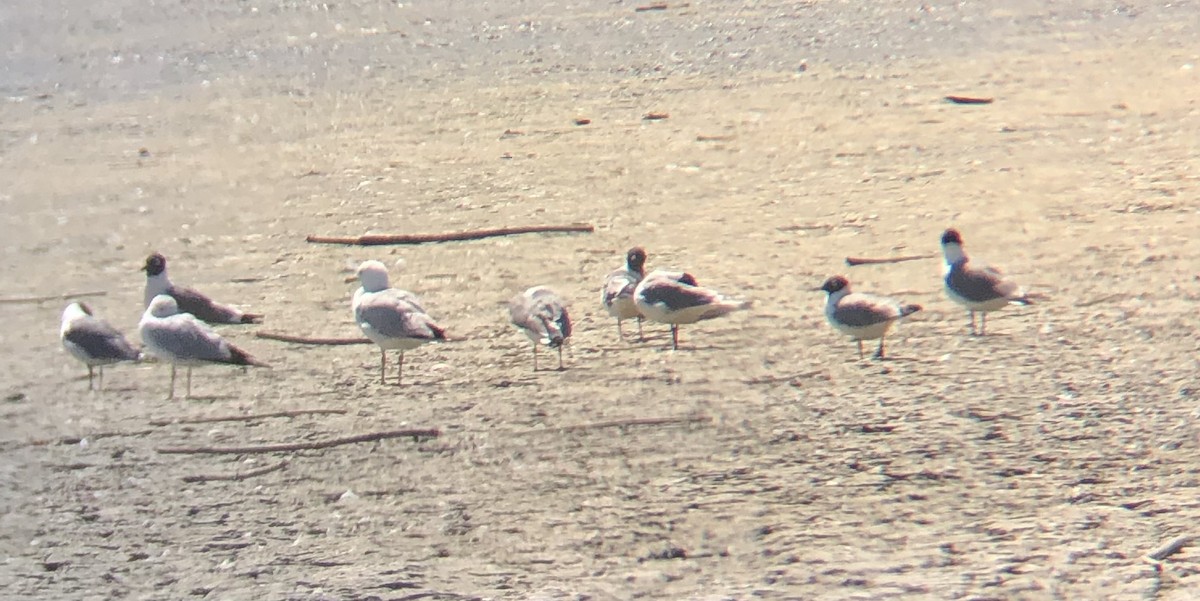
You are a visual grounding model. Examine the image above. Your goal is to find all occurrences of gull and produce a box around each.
[60,301,141,390]
[816,276,922,360]
[600,246,647,341]
[353,260,446,385]
[508,286,572,371]
[941,229,1033,335]
[634,270,750,350]
[142,252,263,324]
[139,295,268,399]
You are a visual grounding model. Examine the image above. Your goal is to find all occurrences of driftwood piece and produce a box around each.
[0,290,107,305]
[845,254,935,266]
[256,331,372,346]
[0,429,156,450]
[156,428,440,455]
[635,3,670,11]
[150,409,348,427]
[945,95,994,105]
[1147,535,1196,561]
[182,461,289,483]
[522,414,711,436]
[306,224,594,246]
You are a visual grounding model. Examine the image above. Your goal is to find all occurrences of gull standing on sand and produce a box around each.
[940,229,1033,335]
[817,276,922,360]
[634,270,750,350]
[600,246,647,341]
[60,301,141,390]
[509,286,572,371]
[353,260,446,385]
[142,252,263,324]
[139,295,268,399]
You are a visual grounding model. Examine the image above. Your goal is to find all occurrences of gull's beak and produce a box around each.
[344,275,359,284]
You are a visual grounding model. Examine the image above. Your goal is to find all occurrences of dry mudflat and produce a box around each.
[2,1,1199,599]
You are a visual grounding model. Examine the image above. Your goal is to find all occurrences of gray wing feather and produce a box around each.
[602,270,638,307]
[833,294,903,328]
[948,263,1022,302]
[639,278,717,311]
[357,292,442,341]
[510,289,571,346]
[168,284,245,324]
[144,315,233,363]
[64,317,140,361]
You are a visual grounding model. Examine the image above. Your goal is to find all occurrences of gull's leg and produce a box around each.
[532,343,539,372]
[168,365,176,400]
[636,316,644,342]
[87,366,95,391]
[875,337,886,359]
[670,325,679,350]
[969,311,977,335]
[980,313,988,336]
[185,367,193,399]
[379,349,386,385]
[557,345,564,370]
[616,318,624,340]
[397,351,405,386]
[857,340,864,360]
[97,367,104,392]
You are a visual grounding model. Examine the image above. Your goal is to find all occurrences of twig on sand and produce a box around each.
[1146,535,1196,561]
[305,224,594,246]
[945,95,994,105]
[256,331,371,345]
[156,429,440,455]
[182,460,289,483]
[635,3,670,12]
[150,409,347,427]
[0,290,107,304]
[521,414,711,435]
[1,429,155,450]
[845,254,935,267]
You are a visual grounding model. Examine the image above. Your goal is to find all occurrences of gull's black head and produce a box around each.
[142,252,167,276]
[626,247,647,273]
[941,228,963,246]
[819,275,850,294]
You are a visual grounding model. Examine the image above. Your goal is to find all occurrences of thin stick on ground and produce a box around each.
[150,408,348,427]
[521,414,711,436]
[1147,535,1196,561]
[0,290,107,304]
[845,254,935,266]
[182,460,289,483]
[305,224,594,246]
[156,428,440,455]
[255,331,372,345]
[0,429,156,450]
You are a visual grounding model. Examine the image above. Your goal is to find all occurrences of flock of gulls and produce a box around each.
[59,228,1033,397]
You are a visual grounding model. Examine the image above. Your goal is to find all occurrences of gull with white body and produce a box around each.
[634,270,750,350]
[817,276,922,360]
[509,286,572,371]
[353,260,446,385]
[139,294,268,399]
[142,252,263,324]
[600,246,647,341]
[940,229,1033,335]
[60,301,141,390]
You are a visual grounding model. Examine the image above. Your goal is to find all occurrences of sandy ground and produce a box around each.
[2,0,1200,598]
